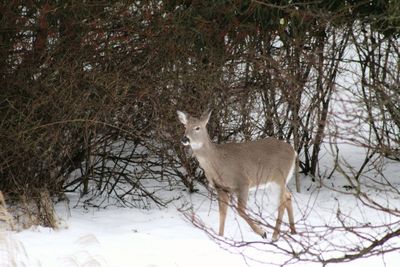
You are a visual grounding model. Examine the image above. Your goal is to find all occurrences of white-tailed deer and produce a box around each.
[177,110,297,241]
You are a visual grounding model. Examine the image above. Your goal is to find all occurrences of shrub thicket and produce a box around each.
[0,0,398,220]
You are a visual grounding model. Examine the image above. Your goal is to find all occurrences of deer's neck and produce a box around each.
[191,136,215,158]
[192,138,222,187]
[192,136,218,165]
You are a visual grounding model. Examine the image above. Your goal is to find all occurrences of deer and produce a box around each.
[177,109,297,241]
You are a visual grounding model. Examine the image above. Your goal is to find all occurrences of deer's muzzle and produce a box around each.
[181,136,190,146]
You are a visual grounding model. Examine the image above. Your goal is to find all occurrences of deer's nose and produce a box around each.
[181,136,190,146]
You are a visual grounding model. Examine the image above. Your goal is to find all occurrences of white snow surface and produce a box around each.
[1,144,400,267]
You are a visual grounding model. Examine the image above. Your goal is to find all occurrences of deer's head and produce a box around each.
[177,110,212,150]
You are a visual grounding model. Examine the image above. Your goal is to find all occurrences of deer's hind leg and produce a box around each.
[285,191,296,234]
[272,189,286,241]
[272,188,296,241]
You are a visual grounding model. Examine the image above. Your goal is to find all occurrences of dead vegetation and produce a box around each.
[0,4,399,264]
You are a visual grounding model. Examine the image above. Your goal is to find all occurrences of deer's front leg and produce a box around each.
[217,189,230,236]
[236,187,266,238]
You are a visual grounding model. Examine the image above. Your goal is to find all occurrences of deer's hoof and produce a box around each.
[261,232,267,239]
[272,234,279,242]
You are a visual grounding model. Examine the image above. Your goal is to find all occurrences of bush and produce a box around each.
[0,1,398,227]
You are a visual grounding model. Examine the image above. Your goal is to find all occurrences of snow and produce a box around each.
[1,144,400,267]
[3,202,252,267]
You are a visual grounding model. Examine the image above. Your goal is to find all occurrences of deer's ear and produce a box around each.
[201,109,212,124]
[177,110,189,125]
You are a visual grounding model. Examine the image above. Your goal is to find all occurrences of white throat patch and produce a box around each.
[190,142,203,150]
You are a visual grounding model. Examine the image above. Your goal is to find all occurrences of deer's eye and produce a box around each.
[194,126,200,131]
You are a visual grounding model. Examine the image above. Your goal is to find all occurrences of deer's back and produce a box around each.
[215,137,295,188]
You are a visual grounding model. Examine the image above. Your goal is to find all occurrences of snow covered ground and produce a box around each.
[1,144,400,267]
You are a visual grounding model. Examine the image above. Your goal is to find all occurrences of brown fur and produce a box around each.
[178,110,297,240]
